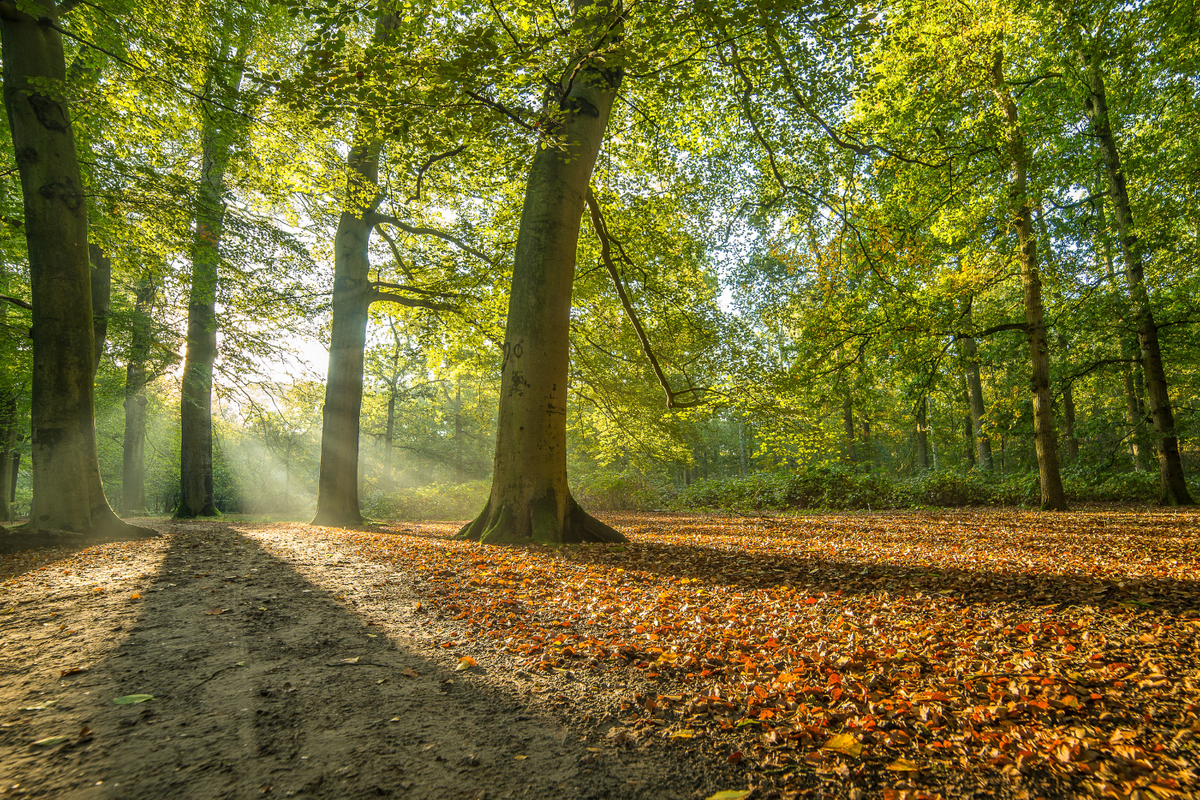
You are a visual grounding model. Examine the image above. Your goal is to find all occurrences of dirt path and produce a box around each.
[1,522,740,799]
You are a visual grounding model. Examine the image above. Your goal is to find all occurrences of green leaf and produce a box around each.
[31,736,70,747]
[112,694,154,705]
[706,791,752,800]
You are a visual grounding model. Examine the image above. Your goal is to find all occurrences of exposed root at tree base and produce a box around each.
[458,495,627,544]
[0,518,158,554]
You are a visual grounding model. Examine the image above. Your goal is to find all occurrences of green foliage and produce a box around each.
[572,468,667,512]
[361,481,490,521]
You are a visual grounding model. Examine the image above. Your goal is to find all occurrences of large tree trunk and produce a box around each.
[311,142,379,527]
[121,278,155,514]
[1,7,151,537]
[1078,43,1194,505]
[459,0,625,545]
[991,50,1066,511]
[176,34,248,518]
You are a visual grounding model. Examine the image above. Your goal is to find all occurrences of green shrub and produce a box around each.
[362,481,490,521]
[895,470,993,507]
[573,469,665,511]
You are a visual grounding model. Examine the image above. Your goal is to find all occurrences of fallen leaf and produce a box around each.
[31,736,70,747]
[130,593,141,600]
[886,758,920,772]
[823,733,863,758]
[514,755,528,760]
[204,608,227,615]
[112,694,154,705]
[341,657,360,664]
[456,656,477,671]
[706,791,752,800]
[670,729,696,739]
[400,668,419,678]
[60,668,86,677]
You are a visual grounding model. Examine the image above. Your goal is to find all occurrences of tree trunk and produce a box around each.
[311,140,379,526]
[991,49,1066,510]
[177,33,248,518]
[1078,43,1194,505]
[459,0,625,544]
[738,417,748,476]
[1062,378,1078,464]
[842,390,855,463]
[959,333,994,471]
[915,396,929,472]
[121,278,155,515]
[88,243,111,375]
[1,7,151,537]
[0,393,16,523]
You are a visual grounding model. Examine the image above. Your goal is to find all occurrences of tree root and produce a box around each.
[457,493,626,545]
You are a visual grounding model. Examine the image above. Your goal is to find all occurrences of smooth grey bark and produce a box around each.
[1,5,151,536]
[991,49,1066,510]
[311,138,379,526]
[121,278,155,514]
[459,0,626,544]
[176,32,249,518]
[1078,43,1194,505]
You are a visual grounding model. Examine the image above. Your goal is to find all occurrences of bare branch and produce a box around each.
[0,294,32,311]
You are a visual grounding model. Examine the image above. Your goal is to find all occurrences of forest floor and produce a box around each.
[0,509,1197,800]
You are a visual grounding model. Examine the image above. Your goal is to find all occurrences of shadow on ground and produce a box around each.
[0,522,731,799]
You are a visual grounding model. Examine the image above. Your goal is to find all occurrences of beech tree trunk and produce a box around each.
[121,278,155,514]
[991,49,1066,511]
[311,141,378,526]
[1078,44,1194,505]
[459,0,625,544]
[177,34,248,518]
[1,6,150,536]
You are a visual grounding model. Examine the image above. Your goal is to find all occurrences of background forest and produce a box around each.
[2,0,1197,526]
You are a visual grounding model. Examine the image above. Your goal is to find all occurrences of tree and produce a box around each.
[176,13,255,518]
[1,1,150,536]
[458,0,627,544]
[1074,27,1194,505]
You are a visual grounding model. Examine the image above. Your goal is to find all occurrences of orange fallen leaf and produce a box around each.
[205,608,227,615]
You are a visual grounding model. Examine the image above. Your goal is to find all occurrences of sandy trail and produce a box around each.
[1,522,733,799]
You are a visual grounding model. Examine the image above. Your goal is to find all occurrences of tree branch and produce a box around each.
[408,145,466,202]
[0,294,32,311]
[586,188,708,410]
[371,214,494,266]
[369,288,457,312]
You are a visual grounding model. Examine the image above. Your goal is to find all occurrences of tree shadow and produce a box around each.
[587,511,1200,613]
[368,510,1200,614]
[0,522,726,799]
